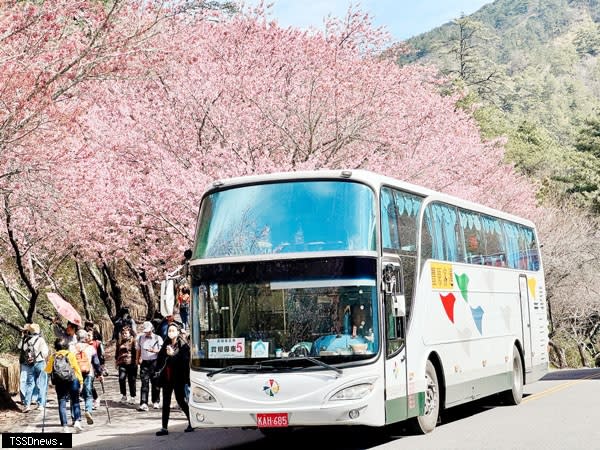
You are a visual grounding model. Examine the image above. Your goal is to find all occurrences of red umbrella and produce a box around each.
[47,292,82,326]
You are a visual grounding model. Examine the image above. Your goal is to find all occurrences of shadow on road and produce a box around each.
[541,368,600,381]
[222,396,514,450]
[222,425,404,450]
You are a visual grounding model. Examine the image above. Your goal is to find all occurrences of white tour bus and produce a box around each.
[188,169,548,433]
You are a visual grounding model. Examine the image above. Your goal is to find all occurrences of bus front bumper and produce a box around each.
[189,401,380,428]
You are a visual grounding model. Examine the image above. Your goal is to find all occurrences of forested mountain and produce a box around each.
[400,0,600,213]
[399,0,600,367]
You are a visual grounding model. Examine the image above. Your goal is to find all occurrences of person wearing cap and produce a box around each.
[17,323,49,413]
[136,321,163,411]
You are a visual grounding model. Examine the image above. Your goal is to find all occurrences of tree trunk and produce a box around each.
[125,260,156,321]
[102,261,122,318]
[0,271,27,321]
[548,339,567,369]
[577,342,589,368]
[76,259,91,321]
[86,262,115,319]
[0,316,23,334]
[3,193,39,323]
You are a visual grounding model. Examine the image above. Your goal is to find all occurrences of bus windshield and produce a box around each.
[193,180,376,258]
[190,257,380,369]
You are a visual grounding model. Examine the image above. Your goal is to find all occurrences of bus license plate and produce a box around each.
[256,413,288,428]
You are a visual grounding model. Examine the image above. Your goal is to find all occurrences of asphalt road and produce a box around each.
[74,368,600,450]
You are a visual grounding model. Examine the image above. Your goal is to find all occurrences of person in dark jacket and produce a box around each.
[115,326,137,404]
[157,314,183,341]
[112,307,137,340]
[155,323,193,436]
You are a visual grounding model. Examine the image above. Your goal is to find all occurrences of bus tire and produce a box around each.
[410,360,440,434]
[500,345,523,405]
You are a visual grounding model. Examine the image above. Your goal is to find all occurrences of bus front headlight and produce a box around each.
[330,383,374,401]
[192,386,216,403]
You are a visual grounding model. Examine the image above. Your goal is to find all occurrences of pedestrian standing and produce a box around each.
[176,286,191,331]
[155,324,193,436]
[45,338,83,433]
[17,323,49,413]
[157,314,182,341]
[113,307,137,340]
[136,321,163,411]
[53,319,79,352]
[115,326,137,404]
[85,322,105,409]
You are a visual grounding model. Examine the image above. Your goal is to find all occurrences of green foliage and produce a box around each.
[573,23,600,56]
[400,0,600,215]
[575,117,600,157]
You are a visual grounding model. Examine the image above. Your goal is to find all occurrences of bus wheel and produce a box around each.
[410,360,440,434]
[500,345,523,405]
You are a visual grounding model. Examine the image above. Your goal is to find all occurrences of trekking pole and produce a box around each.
[99,379,111,423]
[42,375,49,433]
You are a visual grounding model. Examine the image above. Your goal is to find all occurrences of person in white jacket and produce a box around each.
[18,323,49,413]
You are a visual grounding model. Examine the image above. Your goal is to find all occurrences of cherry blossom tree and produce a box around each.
[1,3,541,332]
[81,5,537,278]
[0,0,197,326]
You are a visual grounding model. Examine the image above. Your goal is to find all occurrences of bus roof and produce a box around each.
[206,169,536,229]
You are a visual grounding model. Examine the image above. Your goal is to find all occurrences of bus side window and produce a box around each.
[381,187,422,254]
[422,203,461,263]
[460,210,484,265]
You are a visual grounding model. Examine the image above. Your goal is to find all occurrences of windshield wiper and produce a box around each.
[259,356,343,376]
[206,364,274,378]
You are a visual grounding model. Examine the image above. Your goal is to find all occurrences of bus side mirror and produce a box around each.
[383,264,406,317]
[382,264,397,294]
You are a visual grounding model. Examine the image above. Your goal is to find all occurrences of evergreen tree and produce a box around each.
[575,117,600,158]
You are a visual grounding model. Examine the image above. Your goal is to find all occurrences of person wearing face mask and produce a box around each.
[154,324,193,436]
[115,326,137,404]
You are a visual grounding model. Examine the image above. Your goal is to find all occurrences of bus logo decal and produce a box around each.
[439,293,456,323]
[455,272,470,302]
[263,379,280,397]
[470,306,484,334]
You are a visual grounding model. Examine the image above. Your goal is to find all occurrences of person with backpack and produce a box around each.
[136,321,163,411]
[17,323,49,413]
[75,329,103,425]
[115,326,137,404]
[45,338,83,433]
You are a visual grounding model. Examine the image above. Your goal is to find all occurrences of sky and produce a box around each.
[255,1,493,41]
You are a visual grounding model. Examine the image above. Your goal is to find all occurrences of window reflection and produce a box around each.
[194,181,376,258]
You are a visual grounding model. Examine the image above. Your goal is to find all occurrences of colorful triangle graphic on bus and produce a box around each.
[440,293,456,323]
[470,306,484,334]
[455,273,469,302]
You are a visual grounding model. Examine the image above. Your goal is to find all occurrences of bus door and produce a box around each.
[518,274,533,370]
[382,256,410,423]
